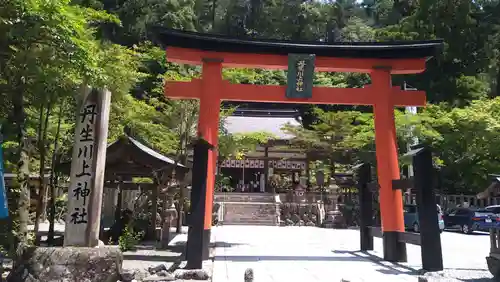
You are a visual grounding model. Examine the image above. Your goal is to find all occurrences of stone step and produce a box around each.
[215,197,275,203]
[216,201,277,205]
[223,206,276,216]
[224,219,275,223]
[223,214,275,219]
[218,200,278,226]
[215,192,274,197]
[222,216,276,222]
[223,216,276,222]
[222,202,276,208]
[214,192,275,203]
[223,215,275,220]
[222,220,276,226]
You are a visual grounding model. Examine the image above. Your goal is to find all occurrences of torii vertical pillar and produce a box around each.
[372,69,407,262]
[197,59,222,258]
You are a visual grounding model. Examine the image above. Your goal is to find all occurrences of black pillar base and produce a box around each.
[186,228,211,269]
[360,227,374,251]
[383,231,407,262]
[185,138,213,270]
[357,163,374,252]
[413,146,444,272]
[202,228,211,260]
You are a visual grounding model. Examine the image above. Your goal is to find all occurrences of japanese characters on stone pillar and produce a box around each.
[64,86,111,247]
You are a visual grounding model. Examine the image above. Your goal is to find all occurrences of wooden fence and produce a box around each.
[101,188,142,228]
[337,190,499,211]
[404,193,500,210]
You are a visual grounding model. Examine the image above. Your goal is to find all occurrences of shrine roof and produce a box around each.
[56,135,186,177]
[124,136,185,167]
[4,173,51,179]
[153,28,443,59]
[106,135,186,168]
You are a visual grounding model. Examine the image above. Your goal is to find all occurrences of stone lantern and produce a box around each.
[293,182,306,203]
[322,179,346,228]
[160,202,178,249]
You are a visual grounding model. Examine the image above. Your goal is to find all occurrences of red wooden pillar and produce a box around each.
[372,69,407,262]
[198,59,222,250]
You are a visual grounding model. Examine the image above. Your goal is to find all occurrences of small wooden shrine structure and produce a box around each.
[59,134,188,240]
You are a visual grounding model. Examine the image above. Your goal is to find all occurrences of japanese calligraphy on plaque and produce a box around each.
[64,86,111,247]
[286,53,316,99]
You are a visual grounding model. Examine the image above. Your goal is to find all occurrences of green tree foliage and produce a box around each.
[419,99,500,194]
[0,0,140,251]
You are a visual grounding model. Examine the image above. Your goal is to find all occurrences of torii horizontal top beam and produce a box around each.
[153,28,443,74]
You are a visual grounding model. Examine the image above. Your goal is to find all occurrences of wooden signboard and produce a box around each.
[286,53,316,99]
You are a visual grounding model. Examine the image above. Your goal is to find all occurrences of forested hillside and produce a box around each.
[1,0,500,249]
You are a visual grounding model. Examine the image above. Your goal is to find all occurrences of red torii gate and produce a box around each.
[156,28,442,266]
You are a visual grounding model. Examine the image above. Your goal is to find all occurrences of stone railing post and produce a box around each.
[160,205,177,249]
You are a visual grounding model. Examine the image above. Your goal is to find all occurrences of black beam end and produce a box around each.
[398,231,421,246]
[383,231,407,262]
[392,178,414,190]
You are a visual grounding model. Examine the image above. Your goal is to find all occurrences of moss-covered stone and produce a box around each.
[7,246,122,282]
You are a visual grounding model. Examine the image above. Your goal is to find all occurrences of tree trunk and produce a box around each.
[176,103,197,233]
[175,108,186,234]
[33,101,45,244]
[176,153,187,234]
[40,100,52,221]
[13,88,30,250]
[34,97,53,245]
[48,103,63,245]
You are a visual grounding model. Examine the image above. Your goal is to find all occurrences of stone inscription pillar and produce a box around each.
[64,86,111,247]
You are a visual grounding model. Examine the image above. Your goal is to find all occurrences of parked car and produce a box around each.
[443,207,500,234]
[485,205,500,215]
[403,204,445,233]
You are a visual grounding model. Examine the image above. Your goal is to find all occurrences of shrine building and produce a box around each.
[218,108,307,193]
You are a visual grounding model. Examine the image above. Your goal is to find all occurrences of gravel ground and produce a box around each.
[402,230,494,281]
[211,226,495,282]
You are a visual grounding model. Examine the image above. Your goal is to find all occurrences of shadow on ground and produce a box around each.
[333,250,495,281]
[461,279,495,281]
[122,241,185,264]
[214,254,369,262]
[123,240,241,263]
[123,253,182,263]
[333,250,419,276]
[443,230,489,236]
[459,278,495,282]
[214,241,248,248]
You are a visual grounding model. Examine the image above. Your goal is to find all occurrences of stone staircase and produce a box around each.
[214,192,279,226]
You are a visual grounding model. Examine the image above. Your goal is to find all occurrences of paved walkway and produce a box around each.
[211,226,493,282]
